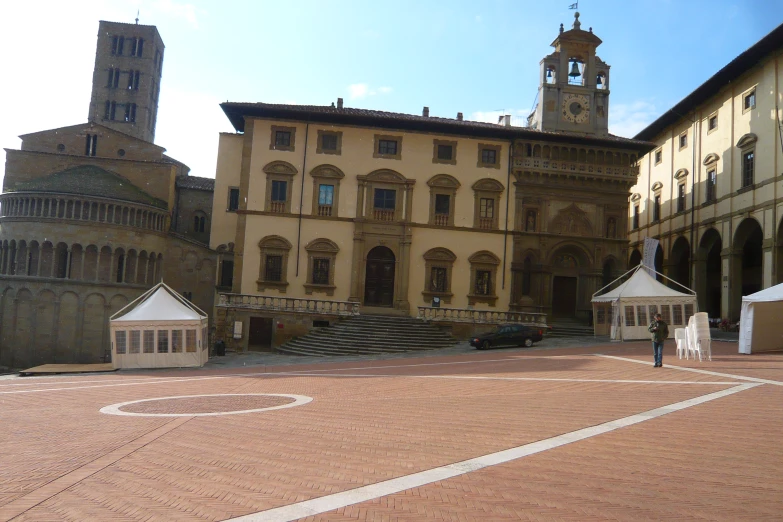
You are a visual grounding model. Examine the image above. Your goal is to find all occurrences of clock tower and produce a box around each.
[530,12,610,136]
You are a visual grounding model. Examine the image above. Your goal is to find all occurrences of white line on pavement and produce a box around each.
[596,354,783,386]
[226,382,760,522]
[269,372,742,385]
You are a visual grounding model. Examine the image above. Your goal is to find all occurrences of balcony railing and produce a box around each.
[218,293,360,316]
[433,213,449,226]
[270,201,286,213]
[317,204,333,217]
[418,306,547,326]
[477,217,494,230]
[514,157,639,178]
[373,208,395,221]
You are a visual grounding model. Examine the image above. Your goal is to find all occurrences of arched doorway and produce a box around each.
[549,245,590,319]
[654,244,664,282]
[696,229,722,318]
[628,248,642,269]
[732,218,763,319]
[364,246,395,307]
[670,237,690,290]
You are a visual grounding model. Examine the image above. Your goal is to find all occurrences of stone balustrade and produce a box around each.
[218,293,361,316]
[514,157,638,178]
[417,306,547,326]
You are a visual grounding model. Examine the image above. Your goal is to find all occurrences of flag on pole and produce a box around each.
[642,237,659,276]
[569,2,578,9]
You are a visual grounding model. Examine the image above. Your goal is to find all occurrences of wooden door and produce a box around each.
[248,317,273,351]
[364,246,395,307]
[552,276,577,317]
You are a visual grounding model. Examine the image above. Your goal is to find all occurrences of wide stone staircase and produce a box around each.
[547,318,595,339]
[277,314,457,356]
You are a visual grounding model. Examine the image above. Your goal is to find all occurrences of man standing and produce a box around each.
[648,313,669,367]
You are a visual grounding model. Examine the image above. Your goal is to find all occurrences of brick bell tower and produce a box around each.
[87,20,165,143]
[531,12,610,136]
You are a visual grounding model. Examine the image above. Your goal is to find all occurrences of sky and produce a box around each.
[0,0,781,186]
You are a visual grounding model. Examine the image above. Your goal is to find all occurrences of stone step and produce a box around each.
[277,314,457,356]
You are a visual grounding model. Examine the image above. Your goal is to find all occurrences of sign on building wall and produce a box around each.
[642,237,659,276]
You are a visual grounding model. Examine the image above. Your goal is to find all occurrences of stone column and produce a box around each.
[762,238,774,289]
[722,248,739,321]
[80,250,86,280]
[349,233,364,302]
[65,249,72,279]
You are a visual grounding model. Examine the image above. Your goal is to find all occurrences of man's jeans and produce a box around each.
[652,341,664,365]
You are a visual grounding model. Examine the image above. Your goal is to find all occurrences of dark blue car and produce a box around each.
[470,324,544,350]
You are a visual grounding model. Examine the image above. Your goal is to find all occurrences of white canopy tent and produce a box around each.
[739,282,783,354]
[592,264,698,341]
[110,282,209,369]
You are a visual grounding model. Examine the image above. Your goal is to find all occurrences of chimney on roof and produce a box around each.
[422,106,430,117]
[337,98,343,109]
[457,112,463,121]
[504,114,511,126]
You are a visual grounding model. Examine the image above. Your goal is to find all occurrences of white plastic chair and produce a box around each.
[675,328,688,359]
[689,313,712,362]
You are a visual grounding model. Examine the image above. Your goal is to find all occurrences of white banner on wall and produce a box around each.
[642,237,659,276]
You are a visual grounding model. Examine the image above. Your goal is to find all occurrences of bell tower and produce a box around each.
[530,12,610,136]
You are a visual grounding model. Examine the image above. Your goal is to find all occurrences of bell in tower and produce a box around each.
[530,12,610,136]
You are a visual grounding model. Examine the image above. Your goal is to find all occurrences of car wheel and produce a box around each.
[523,338,533,347]
[481,340,491,350]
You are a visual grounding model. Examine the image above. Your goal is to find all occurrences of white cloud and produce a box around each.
[349,83,370,100]
[471,109,532,127]
[348,83,393,100]
[609,100,660,138]
[153,0,202,29]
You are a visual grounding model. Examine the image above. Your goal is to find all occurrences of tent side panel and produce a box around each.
[745,301,783,353]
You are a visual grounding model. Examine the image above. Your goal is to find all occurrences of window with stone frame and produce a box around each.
[227,187,240,211]
[676,183,686,213]
[316,130,342,155]
[263,161,297,213]
[257,235,292,292]
[743,88,756,112]
[422,247,456,304]
[358,169,413,222]
[653,194,661,221]
[427,174,460,226]
[468,250,500,306]
[706,168,717,203]
[432,139,457,165]
[678,131,688,150]
[737,134,757,190]
[270,125,296,152]
[477,143,501,169]
[472,178,504,230]
[707,111,718,133]
[304,238,339,296]
[310,164,344,218]
[742,151,754,188]
[633,204,640,229]
[373,134,403,160]
[654,148,662,165]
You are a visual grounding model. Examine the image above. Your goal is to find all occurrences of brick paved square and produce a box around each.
[0,341,781,521]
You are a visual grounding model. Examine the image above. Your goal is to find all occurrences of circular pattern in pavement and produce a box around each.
[100,393,313,417]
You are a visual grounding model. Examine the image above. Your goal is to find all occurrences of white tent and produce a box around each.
[739,282,783,354]
[592,264,698,341]
[110,282,209,369]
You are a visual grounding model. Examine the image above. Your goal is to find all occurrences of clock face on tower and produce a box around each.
[562,94,590,124]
